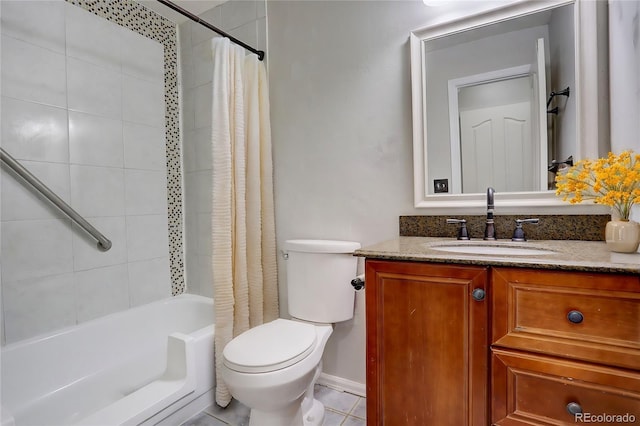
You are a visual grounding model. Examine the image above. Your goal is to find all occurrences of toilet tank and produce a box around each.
[284,239,361,323]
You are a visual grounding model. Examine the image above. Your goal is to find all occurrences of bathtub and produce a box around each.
[1,294,215,426]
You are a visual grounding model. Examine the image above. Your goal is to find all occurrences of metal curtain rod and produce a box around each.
[156,0,265,61]
[0,147,112,251]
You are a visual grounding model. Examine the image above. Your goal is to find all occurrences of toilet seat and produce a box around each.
[222,319,317,373]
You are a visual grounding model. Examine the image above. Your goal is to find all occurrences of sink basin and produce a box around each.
[428,243,555,256]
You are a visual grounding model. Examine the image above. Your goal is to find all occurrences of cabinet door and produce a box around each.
[365,260,489,426]
[492,348,640,425]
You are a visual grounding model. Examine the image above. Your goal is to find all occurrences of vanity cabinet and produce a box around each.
[365,259,640,426]
[491,267,640,424]
[365,260,489,425]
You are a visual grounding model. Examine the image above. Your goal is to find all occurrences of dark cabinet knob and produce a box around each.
[472,288,485,301]
[567,310,584,324]
[566,402,583,415]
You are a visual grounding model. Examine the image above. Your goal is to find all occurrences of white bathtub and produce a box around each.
[1,294,215,426]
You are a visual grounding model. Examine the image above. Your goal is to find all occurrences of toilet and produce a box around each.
[220,239,361,426]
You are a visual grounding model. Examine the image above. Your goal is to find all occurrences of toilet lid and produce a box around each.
[223,319,317,373]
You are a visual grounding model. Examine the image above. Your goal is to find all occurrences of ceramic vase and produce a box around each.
[605,219,640,253]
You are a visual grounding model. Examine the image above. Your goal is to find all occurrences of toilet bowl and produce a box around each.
[220,239,361,426]
[221,319,333,426]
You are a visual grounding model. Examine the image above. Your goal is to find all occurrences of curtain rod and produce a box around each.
[156,0,265,61]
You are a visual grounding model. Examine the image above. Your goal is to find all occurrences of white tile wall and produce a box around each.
[65,4,122,71]
[1,219,74,282]
[257,0,266,20]
[120,27,165,82]
[124,170,168,216]
[1,1,172,343]
[179,0,266,296]
[128,257,172,307]
[122,75,165,128]
[192,127,213,171]
[190,7,222,46]
[191,255,213,299]
[184,254,201,296]
[191,40,214,88]
[2,273,76,342]
[229,21,258,48]
[220,0,258,32]
[67,57,122,119]
[196,213,213,256]
[69,165,126,217]
[182,130,197,173]
[71,217,128,271]
[182,87,196,130]
[123,122,166,171]
[69,111,124,168]
[190,170,213,214]
[0,0,66,54]
[181,49,195,93]
[257,17,267,53]
[74,264,129,322]
[126,215,170,262]
[1,35,67,107]
[1,160,71,221]
[193,83,213,129]
[1,97,69,163]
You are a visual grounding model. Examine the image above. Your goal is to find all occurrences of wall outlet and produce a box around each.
[434,179,449,193]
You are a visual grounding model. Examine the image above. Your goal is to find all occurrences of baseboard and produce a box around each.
[317,373,366,397]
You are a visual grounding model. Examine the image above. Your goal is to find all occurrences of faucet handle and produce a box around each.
[447,218,470,240]
[512,218,540,241]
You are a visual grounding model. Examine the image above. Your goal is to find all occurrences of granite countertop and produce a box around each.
[354,237,640,274]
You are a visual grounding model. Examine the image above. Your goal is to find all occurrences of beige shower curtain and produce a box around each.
[211,37,279,407]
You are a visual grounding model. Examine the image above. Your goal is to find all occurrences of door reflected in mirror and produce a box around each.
[458,75,538,193]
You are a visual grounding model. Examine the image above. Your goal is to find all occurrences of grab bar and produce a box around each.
[0,147,112,251]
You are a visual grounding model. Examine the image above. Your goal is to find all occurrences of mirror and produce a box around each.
[410,0,609,212]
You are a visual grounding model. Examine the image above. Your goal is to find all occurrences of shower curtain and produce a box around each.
[211,37,279,407]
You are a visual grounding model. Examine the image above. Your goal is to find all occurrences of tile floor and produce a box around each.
[181,384,366,426]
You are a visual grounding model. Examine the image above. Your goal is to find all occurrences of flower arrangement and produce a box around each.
[555,150,640,220]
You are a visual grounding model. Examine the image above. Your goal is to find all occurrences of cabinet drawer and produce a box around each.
[492,268,640,369]
[492,348,640,425]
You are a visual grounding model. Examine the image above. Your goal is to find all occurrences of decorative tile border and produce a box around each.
[400,215,611,241]
[67,0,185,295]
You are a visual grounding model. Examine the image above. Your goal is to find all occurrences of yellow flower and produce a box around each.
[555,150,640,220]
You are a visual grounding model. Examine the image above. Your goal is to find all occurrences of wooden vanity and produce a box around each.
[358,238,640,425]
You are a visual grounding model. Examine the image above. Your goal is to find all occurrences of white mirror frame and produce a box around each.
[410,0,607,214]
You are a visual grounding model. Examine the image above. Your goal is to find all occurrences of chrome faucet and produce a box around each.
[483,187,497,240]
